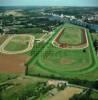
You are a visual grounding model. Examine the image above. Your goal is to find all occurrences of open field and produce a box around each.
[0,53,30,73]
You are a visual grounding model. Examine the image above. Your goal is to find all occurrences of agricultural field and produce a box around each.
[0,53,30,73]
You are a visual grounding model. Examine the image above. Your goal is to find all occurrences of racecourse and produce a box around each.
[52,25,89,50]
[0,23,97,78]
[27,23,97,77]
[0,34,35,54]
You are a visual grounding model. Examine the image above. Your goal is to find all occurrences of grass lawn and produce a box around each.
[39,45,92,72]
[4,41,28,51]
[28,42,93,76]
[4,35,30,52]
[12,36,30,41]
[59,24,82,44]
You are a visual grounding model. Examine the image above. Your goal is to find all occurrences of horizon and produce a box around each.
[0,0,98,7]
[0,5,98,7]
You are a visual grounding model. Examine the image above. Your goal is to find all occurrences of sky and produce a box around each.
[0,0,98,7]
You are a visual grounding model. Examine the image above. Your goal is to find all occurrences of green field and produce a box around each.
[59,24,82,45]
[12,36,30,41]
[4,36,29,51]
[27,23,98,80]
[39,46,92,72]
[4,41,28,51]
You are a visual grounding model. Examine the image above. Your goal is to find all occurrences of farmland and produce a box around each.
[0,53,29,73]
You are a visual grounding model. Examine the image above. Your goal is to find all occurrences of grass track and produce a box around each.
[27,24,98,79]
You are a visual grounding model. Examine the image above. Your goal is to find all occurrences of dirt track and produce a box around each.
[52,28,89,50]
[0,53,30,73]
[0,34,35,54]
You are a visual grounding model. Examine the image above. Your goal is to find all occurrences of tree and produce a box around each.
[57,83,66,90]
[0,29,3,34]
